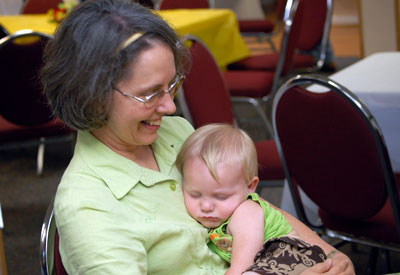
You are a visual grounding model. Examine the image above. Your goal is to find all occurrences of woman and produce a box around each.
[41,0,354,274]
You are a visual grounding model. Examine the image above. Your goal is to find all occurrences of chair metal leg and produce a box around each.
[367,247,379,275]
[37,137,45,176]
[381,249,391,274]
[231,96,274,139]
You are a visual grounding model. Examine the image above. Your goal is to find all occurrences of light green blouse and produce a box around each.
[54,116,228,275]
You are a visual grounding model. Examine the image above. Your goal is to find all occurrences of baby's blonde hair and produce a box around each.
[176,123,258,183]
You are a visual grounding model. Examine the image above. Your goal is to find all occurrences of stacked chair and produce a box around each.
[228,0,333,72]
[0,30,75,175]
[178,35,284,186]
[223,0,333,135]
[272,74,400,274]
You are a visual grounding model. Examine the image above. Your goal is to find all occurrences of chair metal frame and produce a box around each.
[40,197,56,275]
[272,74,400,265]
[236,0,287,52]
[0,29,76,175]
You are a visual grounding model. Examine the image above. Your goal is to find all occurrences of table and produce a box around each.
[0,9,250,68]
[328,51,400,173]
[281,51,400,222]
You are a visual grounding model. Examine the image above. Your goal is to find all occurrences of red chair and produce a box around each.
[179,35,284,185]
[158,0,209,9]
[0,30,75,175]
[228,0,333,72]
[272,74,400,274]
[21,0,62,14]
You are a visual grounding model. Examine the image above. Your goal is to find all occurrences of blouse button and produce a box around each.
[169,183,176,191]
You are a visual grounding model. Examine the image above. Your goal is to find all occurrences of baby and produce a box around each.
[176,123,327,275]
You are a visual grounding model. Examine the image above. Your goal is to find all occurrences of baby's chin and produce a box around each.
[198,219,223,229]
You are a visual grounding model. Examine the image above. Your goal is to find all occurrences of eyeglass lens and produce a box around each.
[144,76,183,107]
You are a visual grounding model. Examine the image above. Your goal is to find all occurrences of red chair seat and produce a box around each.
[228,53,316,72]
[319,174,400,244]
[238,20,274,33]
[228,53,280,71]
[223,70,275,98]
[292,54,316,69]
[0,115,73,143]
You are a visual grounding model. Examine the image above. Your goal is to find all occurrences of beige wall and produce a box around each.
[0,0,23,14]
[359,0,399,56]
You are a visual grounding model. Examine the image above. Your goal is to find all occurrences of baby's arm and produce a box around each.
[225,199,265,275]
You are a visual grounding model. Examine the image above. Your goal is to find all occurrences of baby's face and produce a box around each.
[182,157,254,228]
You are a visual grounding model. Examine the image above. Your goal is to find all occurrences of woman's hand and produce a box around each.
[300,252,355,275]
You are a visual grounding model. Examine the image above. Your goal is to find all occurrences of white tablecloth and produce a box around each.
[281,52,400,221]
[328,52,400,173]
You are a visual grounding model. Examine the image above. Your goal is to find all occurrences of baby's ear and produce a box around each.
[248,176,259,193]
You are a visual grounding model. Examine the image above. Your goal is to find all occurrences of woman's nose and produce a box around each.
[157,93,176,114]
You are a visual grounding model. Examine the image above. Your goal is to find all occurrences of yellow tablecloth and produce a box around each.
[0,9,250,67]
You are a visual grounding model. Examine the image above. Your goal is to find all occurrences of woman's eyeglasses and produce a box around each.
[114,74,185,108]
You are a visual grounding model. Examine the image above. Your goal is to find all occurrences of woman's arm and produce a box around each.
[271,204,355,275]
[226,200,265,275]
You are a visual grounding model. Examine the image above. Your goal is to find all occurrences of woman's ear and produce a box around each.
[248,176,259,193]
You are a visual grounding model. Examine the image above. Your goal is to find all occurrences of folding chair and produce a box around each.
[0,30,76,175]
[272,74,400,274]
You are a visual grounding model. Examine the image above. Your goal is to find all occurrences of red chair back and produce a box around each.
[182,36,234,128]
[296,0,328,51]
[0,31,55,126]
[159,0,209,10]
[273,75,400,243]
[22,0,62,14]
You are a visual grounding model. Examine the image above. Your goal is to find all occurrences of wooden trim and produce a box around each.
[0,230,7,275]
[357,0,365,58]
[395,0,400,50]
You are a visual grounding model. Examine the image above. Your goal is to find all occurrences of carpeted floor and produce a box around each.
[1,57,400,274]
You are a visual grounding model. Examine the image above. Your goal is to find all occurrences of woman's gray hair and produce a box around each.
[41,0,191,130]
